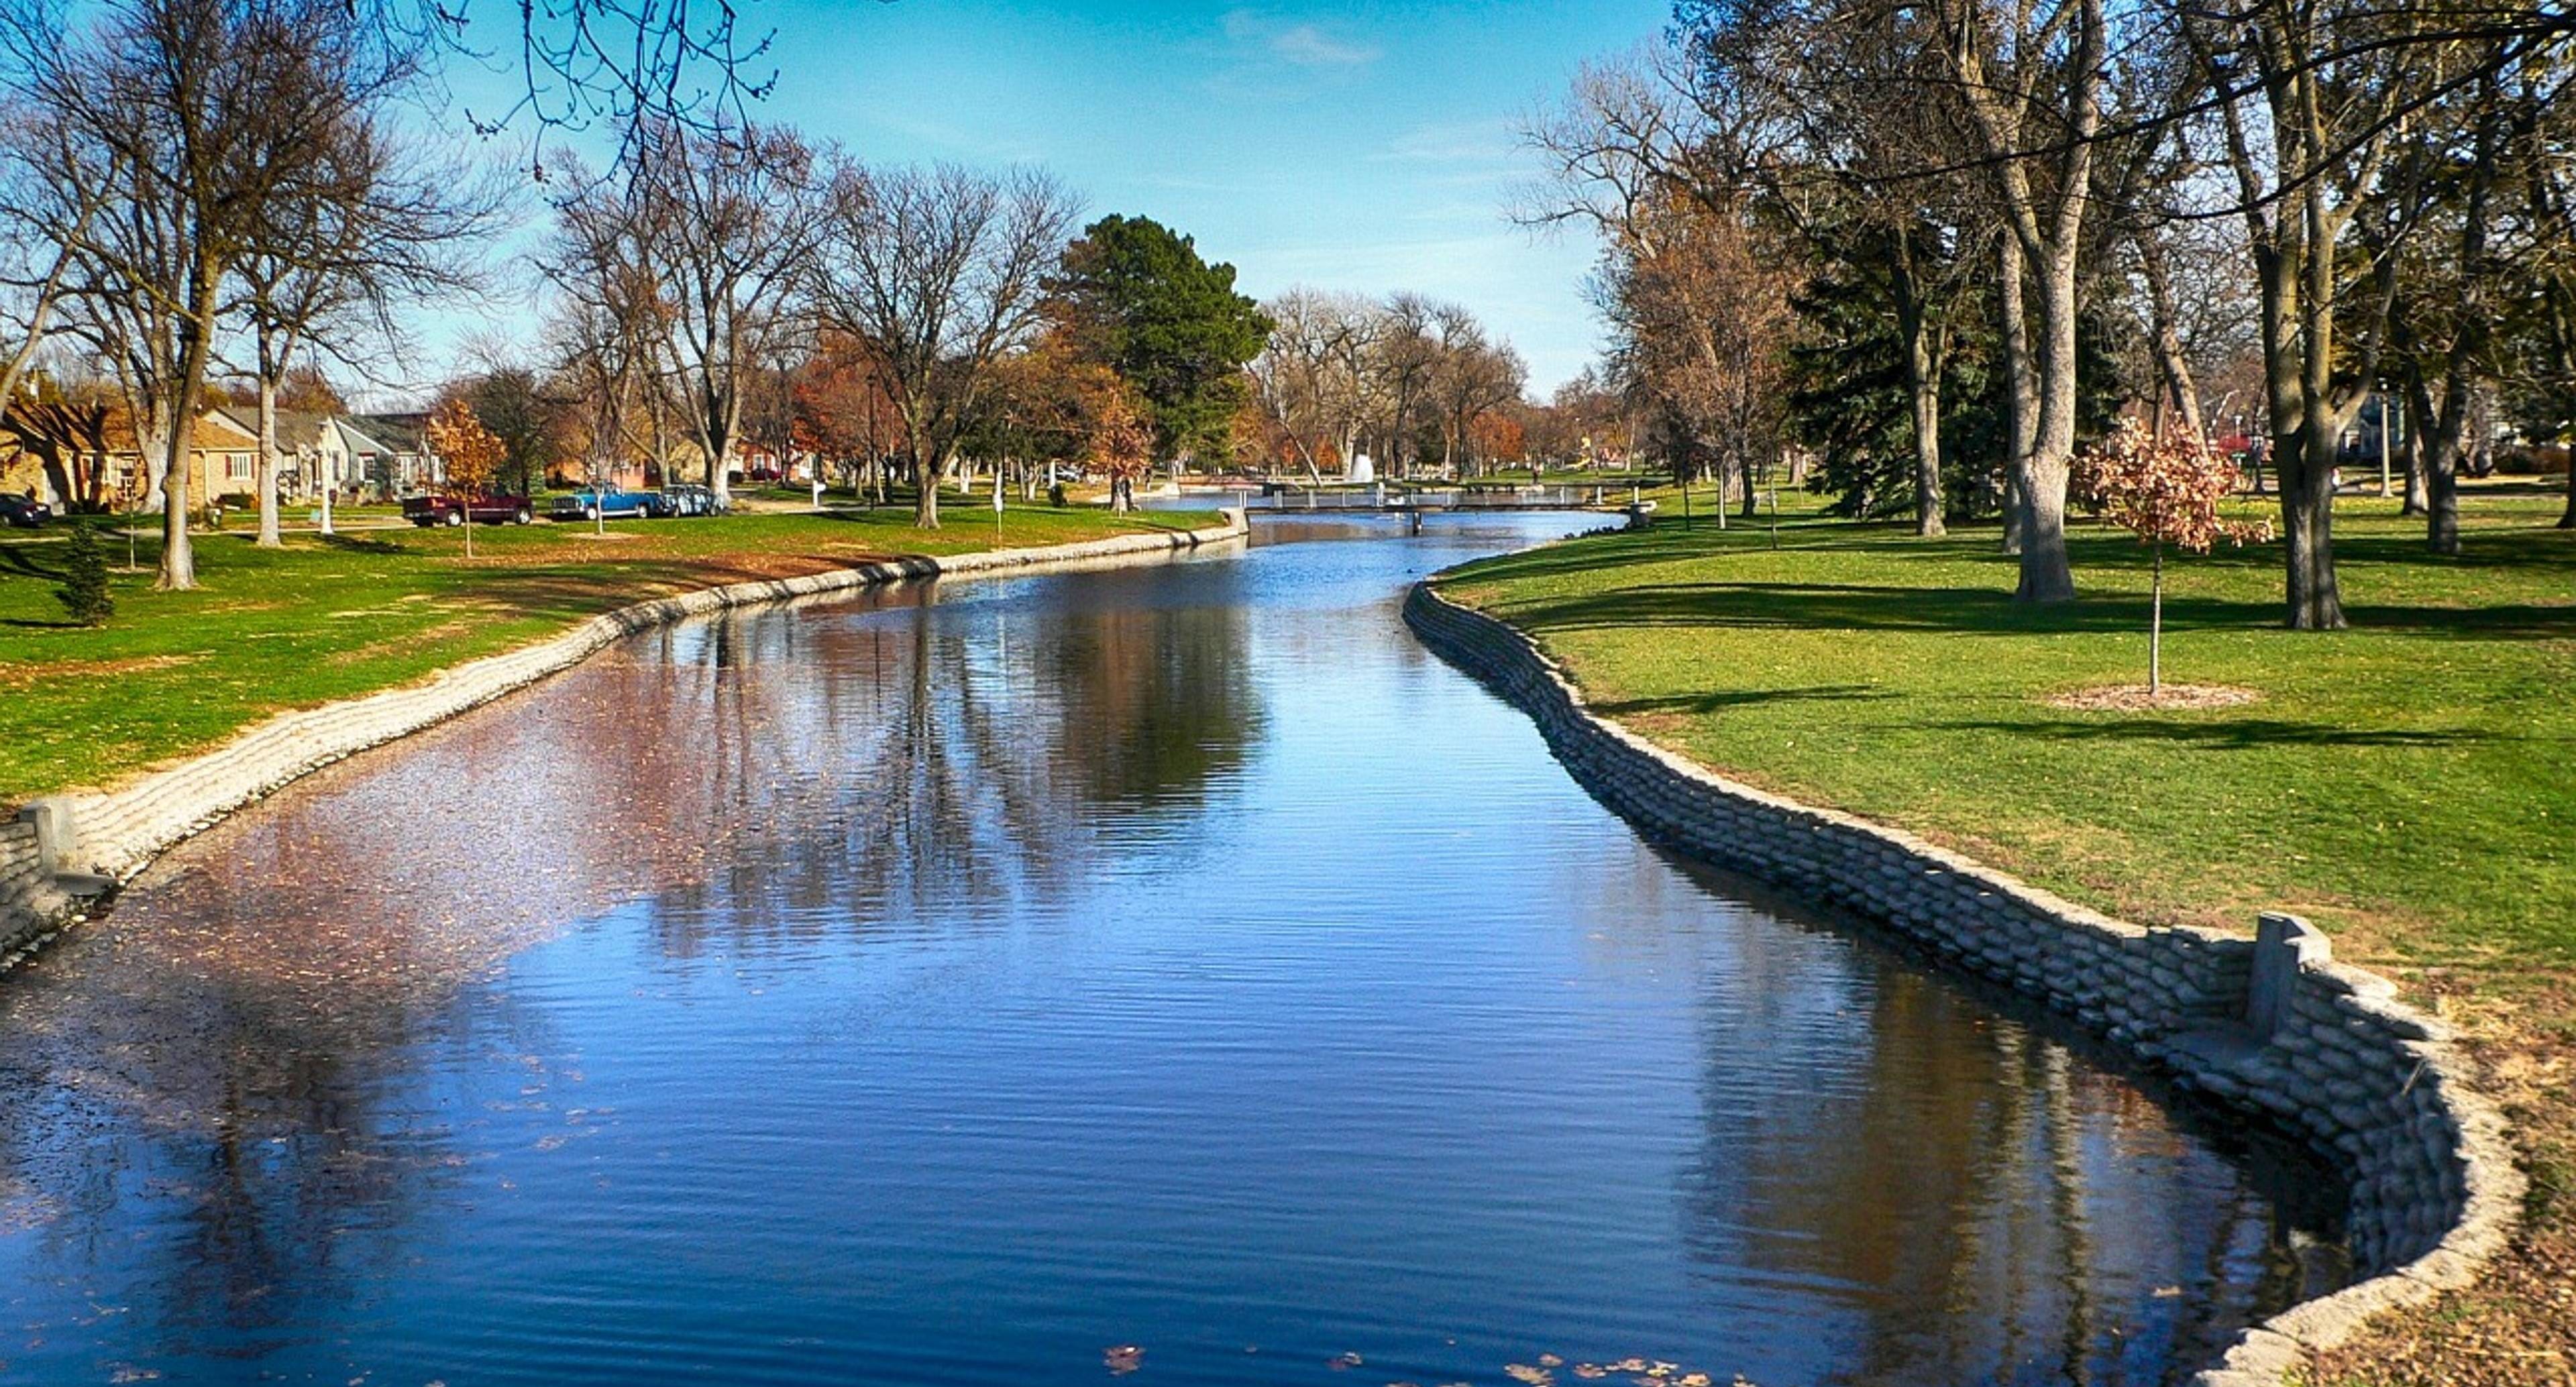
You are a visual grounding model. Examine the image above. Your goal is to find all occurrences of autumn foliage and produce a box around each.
[425,398,508,555]
[2076,419,2271,555]
[1089,388,1152,512]
[2074,419,2273,695]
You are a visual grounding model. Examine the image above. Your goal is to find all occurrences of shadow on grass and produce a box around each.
[1929,717,2485,750]
[1595,683,1898,717]
[317,533,407,556]
[0,616,83,630]
[1505,576,2576,643]
[1450,516,1921,586]
[1508,580,2176,637]
[0,546,61,580]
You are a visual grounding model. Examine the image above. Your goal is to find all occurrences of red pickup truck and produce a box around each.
[404,494,534,527]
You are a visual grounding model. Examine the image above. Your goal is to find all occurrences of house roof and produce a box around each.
[192,412,260,451]
[209,405,337,451]
[349,412,426,453]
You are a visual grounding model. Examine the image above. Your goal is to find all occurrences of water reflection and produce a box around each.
[0,515,2337,1386]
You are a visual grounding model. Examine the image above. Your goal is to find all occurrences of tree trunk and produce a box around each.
[255,368,282,547]
[914,443,942,529]
[157,283,221,592]
[1892,244,1946,537]
[2281,414,2347,628]
[2014,231,2082,604]
[2399,377,2429,518]
[1998,235,2037,555]
[2149,543,2163,696]
[705,407,733,510]
[2279,200,2350,630]
[2136,229,2206,443]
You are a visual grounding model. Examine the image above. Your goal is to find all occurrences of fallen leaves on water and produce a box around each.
[1553,1356,1739,1387]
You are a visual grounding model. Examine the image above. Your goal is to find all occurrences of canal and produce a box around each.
[0,514,2341,1385]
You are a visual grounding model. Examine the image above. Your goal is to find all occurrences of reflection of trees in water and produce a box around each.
[0,842,562,1362]
[575,582,1262,962]
[0,577,1259,1361]
[1676,931,2315,1386]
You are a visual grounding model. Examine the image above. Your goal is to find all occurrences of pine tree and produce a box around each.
[55,523,113,626]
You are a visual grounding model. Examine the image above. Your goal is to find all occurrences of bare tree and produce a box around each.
[2180,0,2443,627]
[1426,304,1528,479]
[559,119,820,508]
[1249,287,1380,486]
[1925,0,2109,600]
[0,102,115,439]
[9,0,429,589]
[237,92,494,545]
[808,161,1079,529]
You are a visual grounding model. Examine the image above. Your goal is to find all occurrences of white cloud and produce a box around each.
[1375,117,1516,165]
[1220,9,1381,69]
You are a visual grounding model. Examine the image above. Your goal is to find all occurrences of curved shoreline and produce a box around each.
[0,511,1248,962]
[1403,579,2520,1387]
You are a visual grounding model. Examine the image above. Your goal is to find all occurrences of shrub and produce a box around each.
[54,522,113,626]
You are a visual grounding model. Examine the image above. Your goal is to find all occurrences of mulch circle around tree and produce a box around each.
[2045,683,2263,712]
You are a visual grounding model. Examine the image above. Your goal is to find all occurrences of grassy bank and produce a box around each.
[0,504,1216,806]
[1440,487,2573,1384]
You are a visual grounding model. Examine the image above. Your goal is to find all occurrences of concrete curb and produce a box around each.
[0,512,1249,963]
[1403,579,2520,1387]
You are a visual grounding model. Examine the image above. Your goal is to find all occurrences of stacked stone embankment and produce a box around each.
[1403,581,2520,1387]
[2,514,1247,960]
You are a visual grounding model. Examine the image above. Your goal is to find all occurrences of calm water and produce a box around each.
[0,515,2339,1386]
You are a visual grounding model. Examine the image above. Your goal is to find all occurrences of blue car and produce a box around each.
[549,489,650,521]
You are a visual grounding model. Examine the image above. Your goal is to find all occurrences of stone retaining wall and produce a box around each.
[1403,581,2520,1387]
[1,513,1247,960]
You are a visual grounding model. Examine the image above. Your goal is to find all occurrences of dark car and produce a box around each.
[645,484,720,518]
[549,488,651,521]
[0,492,51,528]
[405,494,534,527]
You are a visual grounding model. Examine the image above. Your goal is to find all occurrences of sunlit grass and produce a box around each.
[0,503,1216,803]
[1442,485,2576,979]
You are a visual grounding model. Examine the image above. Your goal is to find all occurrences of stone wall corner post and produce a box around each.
[14,799,75,878]
[2245,912,2330,1040]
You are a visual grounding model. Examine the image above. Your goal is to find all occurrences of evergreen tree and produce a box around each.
[55,522,113,626]
[1048,215,1272,464]
[1787,252,2121,524]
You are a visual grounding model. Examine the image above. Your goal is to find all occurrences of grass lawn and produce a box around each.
[1440,484,2575,1383]
[0,502,1216,805]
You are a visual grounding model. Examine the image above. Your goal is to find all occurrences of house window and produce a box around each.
[228,452,252,482]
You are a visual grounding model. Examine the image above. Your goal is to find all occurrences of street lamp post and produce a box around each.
[2377,380,2393,496]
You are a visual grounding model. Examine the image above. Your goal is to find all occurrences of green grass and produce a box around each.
[0,503,1216,804]
[1441,489,2576,981]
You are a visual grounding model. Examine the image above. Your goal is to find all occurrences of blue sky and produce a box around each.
[434,1,1671,396]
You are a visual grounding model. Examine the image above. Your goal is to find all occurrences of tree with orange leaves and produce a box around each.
[425,397,506,557]
[1089,388,1152,514]
[2076,418,2271,695]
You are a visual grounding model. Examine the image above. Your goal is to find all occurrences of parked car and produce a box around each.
[0,492,52,528]
[548,488,651,521]
[404,493,534,527]
[727,463,783,485]
[646,484,721,518]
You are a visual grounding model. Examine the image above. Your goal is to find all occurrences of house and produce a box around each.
[3,400,468,513]
[202,407,445,502]
[209,406,341,502]
[345,413,439,496]
[1,408,263,515]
